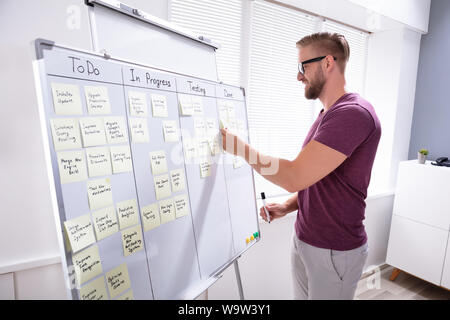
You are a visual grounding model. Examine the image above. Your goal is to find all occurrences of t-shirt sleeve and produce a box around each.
[313,105,375,157]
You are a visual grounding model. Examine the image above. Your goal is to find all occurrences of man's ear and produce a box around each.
[325,55,335,72]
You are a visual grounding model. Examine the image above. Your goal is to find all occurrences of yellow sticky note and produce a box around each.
[205,118,217,136]
[162,120,179,142]
[141,203,160,232]
[128,91,148,117]
[174,194,189,218]
[51,83,83,115]
[121,224,144,257]
[110,145,133,174]
[50,118,82,151]
[86,147,112,178]
[193,117,207,137]
[105,263,131,299]
[228,118,238,132]
[79,117,107,147]
[178,94,193,116]
[226,101,236,119]
[116,289,134,300]
[57,150,88,184]
[208,136,221,156]
[104,117,128,144]
[80,276,108,300]
[154,174,171,200]
[63,227,72,253]
[87,178,113,210]
[85,86,111,115]
[183,138,197,159]
[159,198,175,224]
[116,198,139,230]
[197,138,209,157]
[149,150,168,175]
[170,168,186,192]
[218,100,228,122]
[219,118,228,130]
[199,159,212,178]
[91,206,119,241]
[191,96,204,115]
[72,244,103,287]
[151,94,168,117]
[63,214,96,253]
[129,118,149,143]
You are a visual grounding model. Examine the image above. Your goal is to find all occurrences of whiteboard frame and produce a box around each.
[32,57,75,300]
[86,0,220,49]
[33,39,260,300]
[86,0,220,82]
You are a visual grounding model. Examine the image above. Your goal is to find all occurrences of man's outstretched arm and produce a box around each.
[221,128,347,193]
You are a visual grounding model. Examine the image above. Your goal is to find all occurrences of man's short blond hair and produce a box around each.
[296,32,350,73]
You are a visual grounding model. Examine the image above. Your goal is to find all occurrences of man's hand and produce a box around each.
[259,202,288,222]
[220,128,246,156]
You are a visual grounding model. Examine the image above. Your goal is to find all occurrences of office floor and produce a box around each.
[355,266,450,300]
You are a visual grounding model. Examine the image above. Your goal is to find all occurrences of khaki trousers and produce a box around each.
[291,233,368,300]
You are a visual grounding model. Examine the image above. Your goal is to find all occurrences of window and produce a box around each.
[170,0,243,85]
[247,0,317,197]
[322,20,369,95]
[170,0,369,198]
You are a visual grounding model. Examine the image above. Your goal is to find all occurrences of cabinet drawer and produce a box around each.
[440,234,450,289]
[393,162,450,229]
[386,215,448,286]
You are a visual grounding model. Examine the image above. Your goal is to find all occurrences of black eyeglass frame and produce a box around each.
[298,55,337,74]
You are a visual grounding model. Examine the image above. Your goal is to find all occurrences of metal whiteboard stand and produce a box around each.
[234,259,245,300]
[206,254,245,300]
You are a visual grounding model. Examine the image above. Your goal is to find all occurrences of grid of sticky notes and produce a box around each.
[126,90,190,232]
[178,94,221,178]
[142,154,190,232]
[128,90,182,144]
[50,83,133,184]
[63,188,138,300]
[217,99,246,169]
[51,82,139,300]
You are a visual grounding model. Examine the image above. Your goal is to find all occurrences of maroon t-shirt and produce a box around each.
[295,93,381,250]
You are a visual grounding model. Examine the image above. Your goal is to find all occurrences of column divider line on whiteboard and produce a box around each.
[175,90,204,280]
[216,95,238,260]
[120,66,156,299]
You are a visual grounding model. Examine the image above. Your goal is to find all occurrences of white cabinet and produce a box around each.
[393,161,450,228]
[441,236,450,289]
[386,160,450,289]
[386,215,448,285]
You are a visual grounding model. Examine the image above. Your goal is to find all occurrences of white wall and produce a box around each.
[365,27,422,194]
[276,0,430,33]
[0,0,93,274]
[348,0,431,33]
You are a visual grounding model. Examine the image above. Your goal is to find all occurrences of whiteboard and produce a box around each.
[34,40,259,300]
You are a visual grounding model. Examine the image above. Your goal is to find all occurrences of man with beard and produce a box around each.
[220,32,381,299]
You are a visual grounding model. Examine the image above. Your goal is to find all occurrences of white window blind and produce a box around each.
[170,0,370,199]
[322,20,369,96]
[170,0,243,86]
[247,0,317,197]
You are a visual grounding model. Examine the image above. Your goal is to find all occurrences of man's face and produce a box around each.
[297,46,326,100]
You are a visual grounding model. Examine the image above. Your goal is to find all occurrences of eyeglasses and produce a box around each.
[298,55,337,75]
